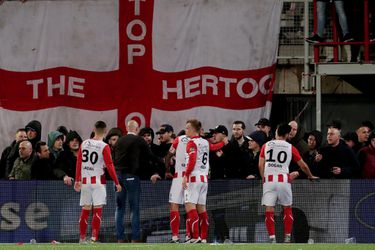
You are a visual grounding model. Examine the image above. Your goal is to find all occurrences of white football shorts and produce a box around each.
[80,183,107,206]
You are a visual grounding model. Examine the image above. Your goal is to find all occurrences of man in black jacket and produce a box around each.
[316,122,359,178]
[114,120,161,243]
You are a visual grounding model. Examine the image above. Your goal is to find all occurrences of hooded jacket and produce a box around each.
[48,131,64,160]
[25,120,42,148]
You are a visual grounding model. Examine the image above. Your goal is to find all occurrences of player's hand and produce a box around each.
[308,175,320,181]
[165,171,173,180]
[246,175,256,180]
[150,174,161,184]
[74,182,81,192]
[182,176,188,189]
[115,184,122,192]
[290,171,300,180]
[63,175,73,186]
[332,167,341,175]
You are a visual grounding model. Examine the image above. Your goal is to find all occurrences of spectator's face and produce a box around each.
[327,128,340,146]
[159,131,172,143]
[257,125,270,135]
[27,128,37,140]
[289,121,298,139]
[307,135,317,150]
[15,131,27,142]
[248,139,260,151]
[371,138,375,148]
[19,141,32,159]
[53,137,63,150]
[108,135,119,146]
[69,138,80,151]
[38,145,50,159]
[214,132,225,142]
[345,140,355,149]
[357,126,370,143]
[232,124,244,140]
[142,133,152,145]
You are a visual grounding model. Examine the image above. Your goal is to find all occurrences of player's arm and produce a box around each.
[258,144,266,179]
[292,146,319,180]
[103,145,122,192]
[183,141,197,189]
[165,138,178,179]
[74,146,83,192]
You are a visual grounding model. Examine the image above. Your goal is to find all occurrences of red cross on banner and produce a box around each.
[0,0,282,149]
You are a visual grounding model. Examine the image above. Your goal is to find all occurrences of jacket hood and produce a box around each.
[65,130,83,145]
[48,131,63,149]
[105,127,123,142]
[25,120,42,142]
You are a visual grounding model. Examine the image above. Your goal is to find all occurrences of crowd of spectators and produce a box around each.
[0,118,374,183]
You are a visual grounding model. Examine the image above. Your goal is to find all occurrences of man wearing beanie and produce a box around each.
[243,131,267,179]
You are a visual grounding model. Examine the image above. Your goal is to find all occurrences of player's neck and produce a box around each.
[93,135,104,141]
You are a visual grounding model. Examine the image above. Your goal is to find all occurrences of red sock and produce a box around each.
[265,211,275,237]
[283,207,293,236]
[187,209,199,239]
[185,215,191,239]
[170,211,180,237]
[199,211,209,240]
[79,209,91,240]
[91,208,103,241]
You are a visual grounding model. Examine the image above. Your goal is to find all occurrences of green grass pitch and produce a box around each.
[0,243,374,250]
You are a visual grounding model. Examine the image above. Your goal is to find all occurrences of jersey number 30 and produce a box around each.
[82,149,99,164]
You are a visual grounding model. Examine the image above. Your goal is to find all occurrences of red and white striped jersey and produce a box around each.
[79,139,107,178]
[260,140,301,176]
[185,137,210,177]
[172,135,190,173]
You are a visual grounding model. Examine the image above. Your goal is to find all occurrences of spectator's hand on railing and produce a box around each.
[150,174,161,184]
[63,175,73,186]
[332,167,341,175]
[246,175,256,180]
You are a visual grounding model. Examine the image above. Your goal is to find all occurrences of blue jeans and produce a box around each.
[115,173,141,241]
[317,0,349,37]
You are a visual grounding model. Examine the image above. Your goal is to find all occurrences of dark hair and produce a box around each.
[95,121,107,129]
[35,141,47,153]
[16,128,26,133]
[187,119,201,132]
[277,123,292,137]
[233,120,246,129]
[361,120,374,131]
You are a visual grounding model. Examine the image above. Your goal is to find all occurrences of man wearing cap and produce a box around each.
[315,121,359,178]
[255,118,273,142]
[156,124,175,156]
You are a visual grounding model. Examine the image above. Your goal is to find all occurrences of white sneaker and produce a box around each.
[201,239,207,243]
[185,237,201,244]
[79,238,87,244]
